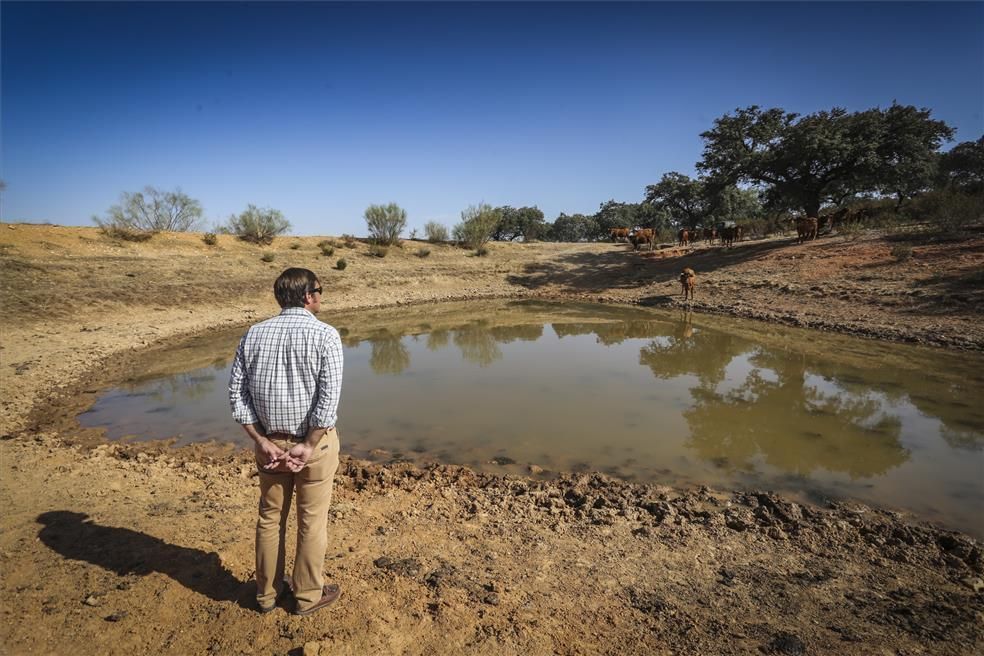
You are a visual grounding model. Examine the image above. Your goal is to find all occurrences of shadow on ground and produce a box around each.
[37,510,250,607]
[507,239,798,293]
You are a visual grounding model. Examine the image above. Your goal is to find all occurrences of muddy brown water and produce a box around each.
[78,300,984,537]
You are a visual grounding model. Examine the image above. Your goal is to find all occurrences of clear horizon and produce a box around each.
[2,1,982,236]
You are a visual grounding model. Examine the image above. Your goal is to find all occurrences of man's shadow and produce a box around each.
[37,511,252,607]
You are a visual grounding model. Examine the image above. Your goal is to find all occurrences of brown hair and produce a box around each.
[273,268,319,308]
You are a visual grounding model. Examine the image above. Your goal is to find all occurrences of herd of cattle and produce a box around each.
[608,215,837,302]
[609,224,747,249]
[610,215,829,250]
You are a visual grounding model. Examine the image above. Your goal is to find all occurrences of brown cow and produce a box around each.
[679,267,696,301]
[609,227,630,243]
[630,228,653,250]
[678,229,690,247]
[795,217,818,243]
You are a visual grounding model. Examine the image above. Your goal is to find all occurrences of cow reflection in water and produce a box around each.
[639,321,909,479]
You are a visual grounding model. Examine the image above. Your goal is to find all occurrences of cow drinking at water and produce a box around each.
[679,267,696,301]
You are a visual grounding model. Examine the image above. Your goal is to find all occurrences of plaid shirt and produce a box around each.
[229,307,343,438]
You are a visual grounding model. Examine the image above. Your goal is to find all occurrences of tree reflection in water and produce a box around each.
[552,320,666,345]
[426,329,450,350]
[452,320,502,367]
[368,330,411,375]
[639,317,909,479]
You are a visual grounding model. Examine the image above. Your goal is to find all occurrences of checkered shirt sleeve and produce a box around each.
[229,308,344,437]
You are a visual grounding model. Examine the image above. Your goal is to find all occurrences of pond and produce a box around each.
[78,300,984,537]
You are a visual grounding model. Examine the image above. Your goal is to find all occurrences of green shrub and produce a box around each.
[261,252,275,262]
[453,203,500,251]
[202,232,218,246]
[290,242,301,250]
[416,247,431,258]
[368,244,388,258]
[227,204,291,245]
[364,203,407,246]
[908,189,984,234]
[890,244,913,262]
[320,243,335,256]
[336,258,348,270]
[424,221,449,243]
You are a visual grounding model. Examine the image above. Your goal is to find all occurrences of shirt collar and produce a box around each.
[280,307,314,318]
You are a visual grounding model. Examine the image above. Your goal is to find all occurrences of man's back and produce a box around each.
[230,307,343,438]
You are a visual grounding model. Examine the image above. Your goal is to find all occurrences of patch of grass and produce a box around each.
[341,234,359,248]
[319,242,335,256]
[336,257,347,270]
[290,242,301,250]
[890,244,912,262]
[416,248,431,258]
[368,244,388,258]
[475,246,489,257]
[202,232,218,246]
[261,252,276,262]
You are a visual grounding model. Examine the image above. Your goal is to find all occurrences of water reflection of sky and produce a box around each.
[78,300,984,537]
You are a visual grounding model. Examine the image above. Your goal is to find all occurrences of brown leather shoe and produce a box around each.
[293,584,341,616]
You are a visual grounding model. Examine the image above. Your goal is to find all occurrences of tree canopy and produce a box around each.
[548,213,599,242]
[492,206,547,241]
[697,104,954,217]
[939,136,984,194]
[644,173,709,228]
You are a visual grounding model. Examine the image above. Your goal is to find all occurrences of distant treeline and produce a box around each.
[91,103,983,245]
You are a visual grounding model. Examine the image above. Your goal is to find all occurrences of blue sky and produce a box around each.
[2,1,982,236]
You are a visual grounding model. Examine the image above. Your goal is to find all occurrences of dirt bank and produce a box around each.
[1,224,982,655]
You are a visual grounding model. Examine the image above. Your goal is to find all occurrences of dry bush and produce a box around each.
[99,224,156,242]
[92,186,203,238]
[202,232,218,246]
[336,258,348,270]
[367,244,388,258]
[261,252,275,262]
[416,248,431,258]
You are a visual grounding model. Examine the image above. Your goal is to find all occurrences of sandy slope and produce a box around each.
[0,224,982,655]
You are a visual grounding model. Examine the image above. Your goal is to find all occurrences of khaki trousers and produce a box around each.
[255,428,340,612]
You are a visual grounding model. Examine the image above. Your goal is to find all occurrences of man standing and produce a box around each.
[229,267,344,615]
